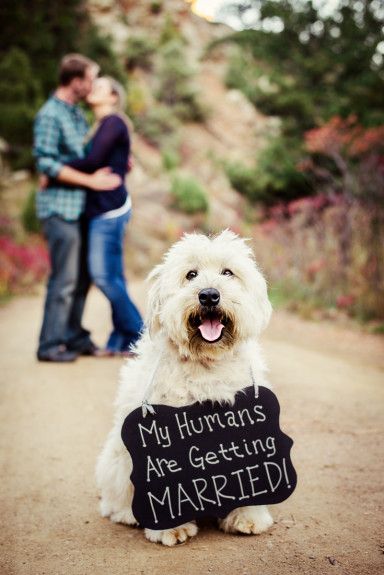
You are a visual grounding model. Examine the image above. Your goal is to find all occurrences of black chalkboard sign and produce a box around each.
[121,385,297,530]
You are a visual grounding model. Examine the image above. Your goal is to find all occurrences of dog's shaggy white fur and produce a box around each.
[96,230,274,546]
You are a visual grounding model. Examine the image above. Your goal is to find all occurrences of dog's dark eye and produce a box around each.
[186,270,198,281]
[221,269,233,277]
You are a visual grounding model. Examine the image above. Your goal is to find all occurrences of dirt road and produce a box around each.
[1,285,383,575]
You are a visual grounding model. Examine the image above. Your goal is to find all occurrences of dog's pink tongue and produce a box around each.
[198,319,224,342]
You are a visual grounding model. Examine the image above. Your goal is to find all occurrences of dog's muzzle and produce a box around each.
[189,288,231,343]
[195,288,223,342]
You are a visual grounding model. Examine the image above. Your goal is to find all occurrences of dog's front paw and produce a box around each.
[219,505,273,535]
[145,522,198,546]
[100,499,138,526]
[110,508,138,526]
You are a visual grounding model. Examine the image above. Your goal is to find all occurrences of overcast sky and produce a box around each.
[190,0,355,30]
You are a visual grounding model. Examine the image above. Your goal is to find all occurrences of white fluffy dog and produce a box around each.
[96,230,274,546]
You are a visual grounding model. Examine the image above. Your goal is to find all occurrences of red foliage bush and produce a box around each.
[336,294,356,310]
[253,196,384,320]
[303,116,384,204]
[0,234,49,296]
[252,117,384,319]
[287,194,329,216]
[305,115,384,159]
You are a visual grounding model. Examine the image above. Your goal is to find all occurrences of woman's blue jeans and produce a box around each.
[88,211,143,352]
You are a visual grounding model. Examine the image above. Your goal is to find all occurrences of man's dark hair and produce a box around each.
[59,53,98,86]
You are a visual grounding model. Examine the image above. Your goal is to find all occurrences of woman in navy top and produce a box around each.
[66,76,143,356]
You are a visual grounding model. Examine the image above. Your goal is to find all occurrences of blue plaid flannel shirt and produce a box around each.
[34,96,89,221]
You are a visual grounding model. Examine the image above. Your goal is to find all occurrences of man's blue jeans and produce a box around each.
[88,211,143,352]
[38,216,92,355]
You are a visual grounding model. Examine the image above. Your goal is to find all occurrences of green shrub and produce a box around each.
[172,100,206,123]
[162,147,181,171]
[226,136,310,204]
[134,106,179,147]
[126,34,156,70]
[21,188,41,234]
[252,136,310,202]
[226,162,268,204]
[159,15,184,46]
[156,40,206,122]
[126,80,148,116]
[171,174,209,214]
[150,1,163,14]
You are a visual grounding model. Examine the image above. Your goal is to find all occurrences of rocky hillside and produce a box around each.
[88,0,273,274]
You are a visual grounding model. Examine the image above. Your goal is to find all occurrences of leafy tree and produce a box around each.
[0,0,123,167]
[215,0,384,203]
[0,0,89,94]
[221,0,384,127]
[0,48,42,168]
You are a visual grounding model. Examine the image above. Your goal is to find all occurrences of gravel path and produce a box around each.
[1,285,383,575]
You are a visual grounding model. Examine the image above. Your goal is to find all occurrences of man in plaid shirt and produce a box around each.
[34,54,121,362]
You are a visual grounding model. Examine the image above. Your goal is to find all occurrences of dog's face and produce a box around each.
[147,231,272,361]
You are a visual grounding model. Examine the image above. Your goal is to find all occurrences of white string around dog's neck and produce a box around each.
[141,354,161,417]
[141,360,259,418]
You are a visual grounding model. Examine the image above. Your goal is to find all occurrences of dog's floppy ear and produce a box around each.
[146,264,163,337]
[258,288,273,333]
[252,261,273,334]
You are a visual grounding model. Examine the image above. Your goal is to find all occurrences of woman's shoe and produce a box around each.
[118,350,138,359]
[93,348,116,358]
[93,349,137,359]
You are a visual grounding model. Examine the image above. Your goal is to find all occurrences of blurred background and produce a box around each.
[1,0,383,328]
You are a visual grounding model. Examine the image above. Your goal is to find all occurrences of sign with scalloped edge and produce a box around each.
[122,385,297,530]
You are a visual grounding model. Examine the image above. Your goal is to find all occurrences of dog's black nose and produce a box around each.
[199,288,220,307]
